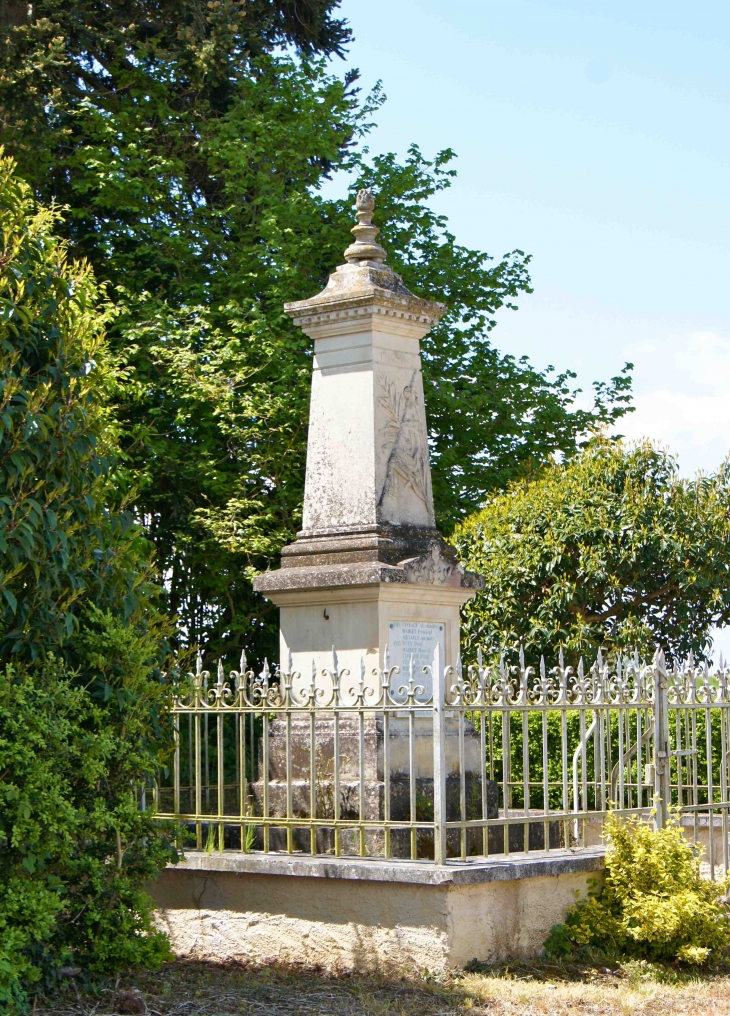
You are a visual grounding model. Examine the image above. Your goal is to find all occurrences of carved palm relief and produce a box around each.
[376,371,432,511]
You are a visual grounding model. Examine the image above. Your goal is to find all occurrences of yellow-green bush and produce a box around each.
[546,813,730,965]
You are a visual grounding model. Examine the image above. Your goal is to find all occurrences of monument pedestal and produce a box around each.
[258,560,476,698]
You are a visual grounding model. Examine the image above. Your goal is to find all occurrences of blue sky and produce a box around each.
[336,0,730,477]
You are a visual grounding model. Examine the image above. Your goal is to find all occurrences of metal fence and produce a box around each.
[153,646,730,873]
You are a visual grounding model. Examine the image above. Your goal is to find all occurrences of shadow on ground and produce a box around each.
[34,957,730,1015]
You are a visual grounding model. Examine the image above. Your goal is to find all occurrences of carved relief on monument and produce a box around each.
[375,369,435,526]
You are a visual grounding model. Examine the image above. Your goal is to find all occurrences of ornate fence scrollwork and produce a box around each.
[153,646,730,874]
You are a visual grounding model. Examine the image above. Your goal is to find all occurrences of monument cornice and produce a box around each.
[284,287,446,330]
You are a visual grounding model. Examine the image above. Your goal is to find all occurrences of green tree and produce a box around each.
[453,440,730,664]
[0,148,149,659]
[0,153,177,1010]
[0,5,632,663]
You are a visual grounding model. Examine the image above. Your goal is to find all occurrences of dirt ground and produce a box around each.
[33,958,730,1016]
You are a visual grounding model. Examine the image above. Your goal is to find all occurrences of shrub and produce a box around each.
[0,616,178,1012]
[546,812,730,965]
[0,153,178,1011]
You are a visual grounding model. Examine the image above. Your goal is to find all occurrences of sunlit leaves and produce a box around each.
[454,439,730,664]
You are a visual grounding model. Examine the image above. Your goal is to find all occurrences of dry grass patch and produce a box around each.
[33,959,730,1016]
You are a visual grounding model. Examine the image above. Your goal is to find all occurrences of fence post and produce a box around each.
[432,642,447,865]
[653,649,670,829]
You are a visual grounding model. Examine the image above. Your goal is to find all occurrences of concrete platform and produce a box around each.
[151,848,605,974]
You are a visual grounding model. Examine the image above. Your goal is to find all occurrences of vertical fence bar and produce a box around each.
[334,710,341,858]
[522,707,530,853]
[480,702,488,857]
[617,706,626,810]
[310,708,317,855]
[409,704,416,861]
[561,704,569,847]
[691,705,699,846]
[286,710,293,854]
[188,714,193,815]
[706,703,715,879]
[239,705,247,850]
[383,709,391,860]
[675,704,684,810]
[194,712,202,849]
[502,706,511,854]
[720,703,729,876]
[173,714,180,819]
[542,703,549,851]
[458,703,466,859]
[432,643,447,866]
[641,703,645,812]
[358,707,365,858]
[653,654,670,829]
[204,711,210,814]
[217,710,224,849]
[262,714,270,853]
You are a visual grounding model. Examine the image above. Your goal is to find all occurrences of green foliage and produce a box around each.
[545,813,730,965]
[0,7,632,662]
[0,151,151,660]
[0,155,177,1011]
[0,635,175,1012]
[454,439,730,664]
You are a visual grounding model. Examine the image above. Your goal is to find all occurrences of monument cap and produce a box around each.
[343,188,387,265]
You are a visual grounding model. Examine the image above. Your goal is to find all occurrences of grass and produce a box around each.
[33,958,730,1016]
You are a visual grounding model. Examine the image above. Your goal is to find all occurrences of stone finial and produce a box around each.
[343,188,387,265]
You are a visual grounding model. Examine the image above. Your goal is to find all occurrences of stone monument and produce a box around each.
[254,189,483,690]
[151,193,604,969]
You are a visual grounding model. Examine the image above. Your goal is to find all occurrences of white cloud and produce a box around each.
[617,330,730,475]
[612,330,730,662]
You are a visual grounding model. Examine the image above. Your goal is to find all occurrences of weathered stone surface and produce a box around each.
[151,850,606,972]
[253,189,481,597]
[163,847,606,885]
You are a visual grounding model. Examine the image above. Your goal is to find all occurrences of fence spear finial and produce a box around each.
[239,649,247,674]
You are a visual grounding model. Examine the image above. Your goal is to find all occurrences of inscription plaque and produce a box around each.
[388,620,445,700]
